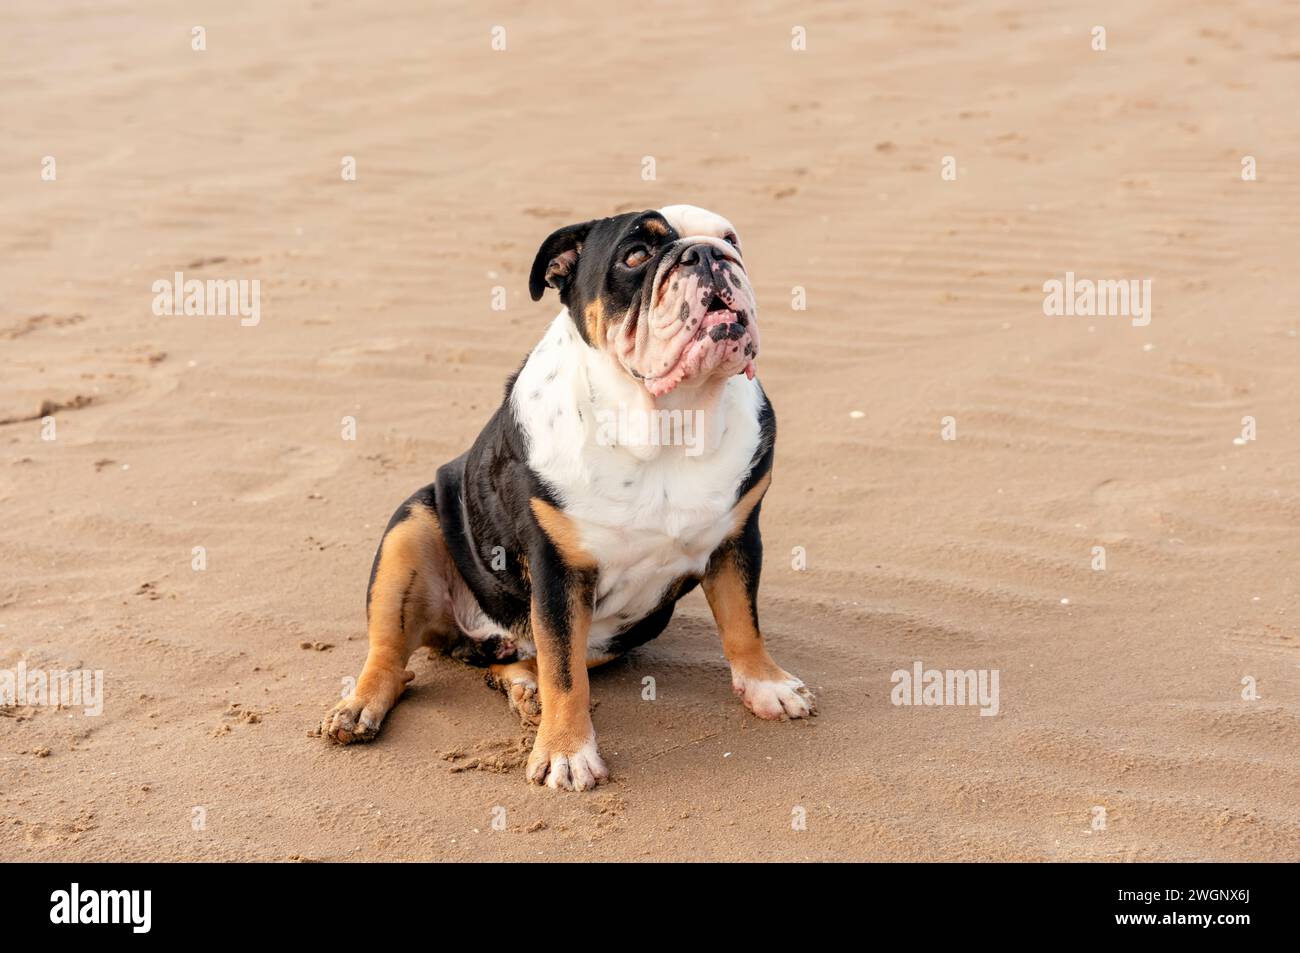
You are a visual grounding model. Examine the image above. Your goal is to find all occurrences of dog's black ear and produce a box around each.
[529,221,594,301]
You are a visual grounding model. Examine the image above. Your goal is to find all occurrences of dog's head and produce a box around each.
[529,204,758,397]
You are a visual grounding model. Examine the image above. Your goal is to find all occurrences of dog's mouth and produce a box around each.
[640,305,756,397]
[706,315,748,342]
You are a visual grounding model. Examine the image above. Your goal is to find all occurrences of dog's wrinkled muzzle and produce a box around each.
[613,239,759,396]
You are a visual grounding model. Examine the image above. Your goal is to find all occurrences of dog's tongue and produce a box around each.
[744,361,756,380]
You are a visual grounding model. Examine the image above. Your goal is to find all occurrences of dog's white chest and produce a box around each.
[511,315,765,642]
[568,452,749,636]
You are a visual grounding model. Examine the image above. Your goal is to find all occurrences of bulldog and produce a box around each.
[321,204,815,790]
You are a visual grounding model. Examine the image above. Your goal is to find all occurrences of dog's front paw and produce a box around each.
[526,734,608,791]
[732,670,817,720]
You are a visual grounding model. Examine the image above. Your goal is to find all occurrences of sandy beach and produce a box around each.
[1,0,1297,861]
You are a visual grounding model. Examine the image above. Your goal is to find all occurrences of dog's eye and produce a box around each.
[723,232,740,249]
[624,246,651,268]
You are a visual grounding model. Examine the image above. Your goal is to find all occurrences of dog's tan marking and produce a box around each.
[703,548,816,720]
[532,591,590,708]
[323,502,454,743]
[583,300,606,348]
[702,555,785,679]
[727,471,771,537]
[529,497,597,570]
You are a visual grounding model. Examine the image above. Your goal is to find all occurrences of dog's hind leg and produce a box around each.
[322,490,456,744]
[487,651,617,728]
[487,659,542,727]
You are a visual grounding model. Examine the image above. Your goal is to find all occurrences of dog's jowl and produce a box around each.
[322,204,815,790]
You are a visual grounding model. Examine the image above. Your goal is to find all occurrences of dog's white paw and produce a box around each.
[526,735,609,791]
[733,671,817,720]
